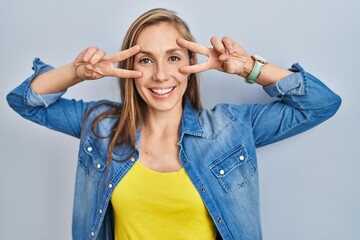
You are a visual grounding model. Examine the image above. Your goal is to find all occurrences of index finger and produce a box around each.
[176,38,209,56]
[108,45,141,62]
[111,68,143,79]
[179,62,212,74]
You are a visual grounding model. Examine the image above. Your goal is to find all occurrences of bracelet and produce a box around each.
[245,55,267,84]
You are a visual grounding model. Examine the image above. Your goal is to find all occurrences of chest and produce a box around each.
[110,161,217,238]
[139,135,182,172]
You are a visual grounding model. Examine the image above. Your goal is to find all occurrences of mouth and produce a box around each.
[149,87,175,96]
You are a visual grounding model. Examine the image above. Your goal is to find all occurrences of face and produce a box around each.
[133,22,192,115]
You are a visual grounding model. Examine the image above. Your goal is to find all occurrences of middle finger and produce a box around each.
[176,38,209,56]
[109,45,141,63]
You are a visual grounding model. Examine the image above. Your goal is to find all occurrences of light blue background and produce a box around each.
[1,0,359,239]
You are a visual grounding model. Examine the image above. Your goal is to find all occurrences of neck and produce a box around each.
[139,107,183,172]
[142,108,182,139]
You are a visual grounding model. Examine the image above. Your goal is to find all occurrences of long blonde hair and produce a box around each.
[87,8,201,165]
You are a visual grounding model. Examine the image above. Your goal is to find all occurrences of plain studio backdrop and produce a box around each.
[1,0,359,239]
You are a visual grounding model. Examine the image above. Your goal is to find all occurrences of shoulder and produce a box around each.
[84,100,122,118]
[199,103,254,123]
[196,103,255,138]
[82,100,122,137]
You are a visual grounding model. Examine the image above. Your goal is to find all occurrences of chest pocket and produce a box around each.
[79,137,107,184]
[209,144,256,193]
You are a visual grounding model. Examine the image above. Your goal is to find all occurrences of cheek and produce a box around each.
[175,71,189,84]
[134,80,141,95]
[133,74,147,94]
[134,79,149,101]
[134,64,152,77]
[171,63,189,81]
[133,63,143,72]
[134,78,145,91]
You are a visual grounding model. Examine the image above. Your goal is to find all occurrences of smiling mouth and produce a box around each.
[150,87,175,96]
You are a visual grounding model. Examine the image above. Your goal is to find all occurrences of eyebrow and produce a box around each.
[138,48,186,56]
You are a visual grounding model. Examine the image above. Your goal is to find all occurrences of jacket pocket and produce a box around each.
[79,137,107,184]
[209,144,256,193]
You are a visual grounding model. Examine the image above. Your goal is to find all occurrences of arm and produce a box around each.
[249,63,341,147]
[177,37,341,146]
[31,46,142,94]
[176,36,292,86]
[7,46,142,138]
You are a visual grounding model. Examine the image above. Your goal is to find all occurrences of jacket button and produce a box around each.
[108,184,113,189]
[90,231,95,236]
[87,146,93,152]
[219,170,225,175]
[96,163,102,169]
[201,187,206,192]
[130,157,135,162]
[99,208,103,214]
[217,218,222,223]
[239,155,245,161]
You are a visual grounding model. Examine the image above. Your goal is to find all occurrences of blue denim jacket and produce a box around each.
[7,58,341,240]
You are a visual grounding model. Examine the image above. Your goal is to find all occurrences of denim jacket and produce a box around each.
[7,58,341,240]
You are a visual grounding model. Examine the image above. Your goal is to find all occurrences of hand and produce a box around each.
[176,36,250,76]
[74,46,142,80]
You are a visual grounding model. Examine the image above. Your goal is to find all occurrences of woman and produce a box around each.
[7,8,341,240]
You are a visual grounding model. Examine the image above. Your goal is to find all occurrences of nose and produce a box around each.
[152,61,169,81]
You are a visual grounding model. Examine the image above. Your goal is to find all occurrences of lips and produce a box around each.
[150,87,175,96]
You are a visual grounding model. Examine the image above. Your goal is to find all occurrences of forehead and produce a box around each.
[136,22,182,51]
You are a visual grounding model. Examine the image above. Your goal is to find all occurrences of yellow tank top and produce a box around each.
[110,160,217,240]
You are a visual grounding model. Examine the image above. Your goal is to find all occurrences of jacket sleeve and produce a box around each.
[6,58,98,139]
[250,63,341,148]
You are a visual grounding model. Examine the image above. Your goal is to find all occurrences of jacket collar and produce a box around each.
[180,99,204,139]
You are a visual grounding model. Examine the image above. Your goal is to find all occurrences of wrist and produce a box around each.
[255,63,293,86]
[244,55,268,84]
[69,62,84,84]
[241,56,255,78]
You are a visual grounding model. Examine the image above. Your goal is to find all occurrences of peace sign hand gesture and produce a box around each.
[74,45,143,80]
[176,36,250,77]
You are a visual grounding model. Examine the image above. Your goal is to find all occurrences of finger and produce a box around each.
[85,63,96,76]
[176,38,209,56]
[83,47,98,62]
[112,68,143,79]
[89,49,106,65]
[78,64,93,79]
[219,53,231,62]
[109,45,141,62]
[222,37,247,55]
[222,36,240,54]
[179,62,211,74]
[210,36,226,54]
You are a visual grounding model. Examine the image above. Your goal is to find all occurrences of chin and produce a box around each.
[147,100,183,113]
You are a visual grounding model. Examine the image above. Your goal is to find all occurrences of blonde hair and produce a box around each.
[88,8,201,165]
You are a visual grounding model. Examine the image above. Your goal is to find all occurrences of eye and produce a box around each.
[169,56,181,62]
[139,58,153,64]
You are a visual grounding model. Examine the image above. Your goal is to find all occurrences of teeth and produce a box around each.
[151,87,174,95]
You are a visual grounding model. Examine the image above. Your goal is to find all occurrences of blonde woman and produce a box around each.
[7,8,341,240]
